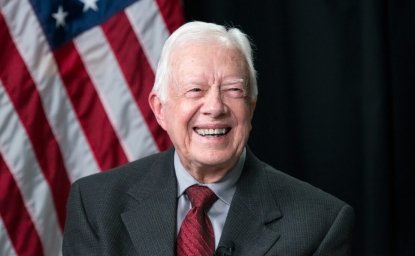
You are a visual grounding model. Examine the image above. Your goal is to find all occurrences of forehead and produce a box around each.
[170,41,247,75]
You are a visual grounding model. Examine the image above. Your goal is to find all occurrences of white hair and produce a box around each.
[152,21,258,102]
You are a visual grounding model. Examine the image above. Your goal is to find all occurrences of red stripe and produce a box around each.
[101,12,172,151]
[155,0,184,33]
[0,155,45,256]
[53,42,129,169]
[0,14,70,230]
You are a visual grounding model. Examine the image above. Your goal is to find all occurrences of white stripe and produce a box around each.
[125,0,171,72]
[74,27,159,161]
[0,82,61,256]
[1,0,100,181]
[0,217,17,256]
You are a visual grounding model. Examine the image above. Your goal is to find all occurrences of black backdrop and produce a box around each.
[183,1,415,255]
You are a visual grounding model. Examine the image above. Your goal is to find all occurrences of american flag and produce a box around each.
[0,0,182,255]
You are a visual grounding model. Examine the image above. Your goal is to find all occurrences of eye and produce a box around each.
[222,87,246,98]
[185,87,206,98]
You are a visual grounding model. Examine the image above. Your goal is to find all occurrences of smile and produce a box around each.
[194,128,230,137]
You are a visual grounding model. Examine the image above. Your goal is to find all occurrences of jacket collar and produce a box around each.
[218,148,283,255]
[121,149,178,256]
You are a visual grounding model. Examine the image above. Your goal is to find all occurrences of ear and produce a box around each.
[148,92,167,130]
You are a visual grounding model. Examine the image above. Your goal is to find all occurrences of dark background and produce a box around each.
[183,0,415,255]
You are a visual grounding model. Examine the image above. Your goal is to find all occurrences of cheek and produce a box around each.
[235,107,254,136]
[168,102,196,131]
[235,104,254,124]
[182,100,199,118]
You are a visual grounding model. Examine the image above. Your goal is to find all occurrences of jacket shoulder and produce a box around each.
[75,149,173,190]
[245,151,354,254]
[70,149,174,217]
[245,149,352,222]
[265,163,348,208]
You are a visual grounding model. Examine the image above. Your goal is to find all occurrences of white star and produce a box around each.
[52,5,68,28]
[79,0,99,12]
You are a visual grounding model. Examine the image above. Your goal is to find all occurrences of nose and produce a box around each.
[201,87,226,117]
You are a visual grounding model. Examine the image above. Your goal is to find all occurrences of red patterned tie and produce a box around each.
[176,185,218,256]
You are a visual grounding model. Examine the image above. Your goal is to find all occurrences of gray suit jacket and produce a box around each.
[62,148,354,256]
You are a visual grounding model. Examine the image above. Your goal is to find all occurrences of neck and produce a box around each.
[183,157,240,183]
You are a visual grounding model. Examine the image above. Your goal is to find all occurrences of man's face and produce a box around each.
[150,42,256,180]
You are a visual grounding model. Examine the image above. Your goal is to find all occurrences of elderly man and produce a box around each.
[63,21,354,256]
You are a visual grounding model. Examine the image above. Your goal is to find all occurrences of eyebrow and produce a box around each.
[222,78,245,85]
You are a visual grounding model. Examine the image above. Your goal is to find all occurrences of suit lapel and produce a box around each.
[219,149,282,255]
[121,150,178,256]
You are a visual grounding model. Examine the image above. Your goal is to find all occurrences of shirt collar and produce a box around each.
[174,148,246,205]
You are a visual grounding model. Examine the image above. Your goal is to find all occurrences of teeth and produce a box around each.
[195,128,228,136]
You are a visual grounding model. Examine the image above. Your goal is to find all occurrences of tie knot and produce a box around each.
[186,185,218,210]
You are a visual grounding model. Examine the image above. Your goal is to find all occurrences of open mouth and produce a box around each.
[194,128,231,137]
